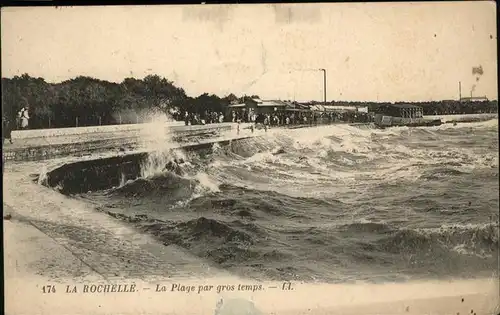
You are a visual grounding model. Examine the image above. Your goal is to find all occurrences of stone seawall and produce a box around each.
[41,136,252,194]
[11,121,185,139]
[4,123,236,162]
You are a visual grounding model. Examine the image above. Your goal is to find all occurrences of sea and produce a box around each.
[78,119,499,283]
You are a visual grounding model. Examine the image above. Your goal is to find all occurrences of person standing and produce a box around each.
[2,117,14,144]
[16,108,23,129]
[19,106,30,129]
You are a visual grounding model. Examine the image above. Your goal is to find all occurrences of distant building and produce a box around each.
[227,103,246,109]
[375,104,424,119]
[287,102,310,110]
[244,98,290,113]
[459,96,489,102]
[227,98,291,114]
[226,98,313,121]
[373,104,438,128]
[310,105,366,113]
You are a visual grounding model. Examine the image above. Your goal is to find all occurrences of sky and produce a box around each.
[1,2,497,102]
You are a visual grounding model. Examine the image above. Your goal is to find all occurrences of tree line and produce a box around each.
[1,74,497,129]
[1,74,253,129]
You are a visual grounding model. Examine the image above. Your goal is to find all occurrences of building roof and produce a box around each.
[227,103,246,108]
[294,103,311,109]
[286,108,311,112]
[258,100,288,107]
[310,105,358,112]
[246,98,289,107]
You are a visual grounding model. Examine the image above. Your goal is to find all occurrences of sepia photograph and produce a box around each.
[2,2,499,314]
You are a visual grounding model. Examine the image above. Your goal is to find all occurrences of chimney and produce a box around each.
[459,81,462,100]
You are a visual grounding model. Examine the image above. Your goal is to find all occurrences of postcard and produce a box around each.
[2,2,498,314]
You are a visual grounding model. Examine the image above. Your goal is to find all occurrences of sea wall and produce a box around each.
[40,136,252,194]
[4,137,136,162]
[6,114,496,162]
[9,121,243,140]
[11,123,137,140]
[4,123,236,162]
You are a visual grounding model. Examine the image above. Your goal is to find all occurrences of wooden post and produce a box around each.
[76,117,79,127]
[119,114,122,124]
[48,116,51,128]
[99,116,102,126]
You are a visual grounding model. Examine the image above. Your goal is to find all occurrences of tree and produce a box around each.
[2,73,496,129]
[224,93,239,105]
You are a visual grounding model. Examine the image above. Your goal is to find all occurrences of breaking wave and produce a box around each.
[80,120,499,282]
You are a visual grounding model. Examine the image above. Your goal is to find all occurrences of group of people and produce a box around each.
[2,106,30,144]
[173,106,375,128]
[242,111,373,127]
[182,111,225,126]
